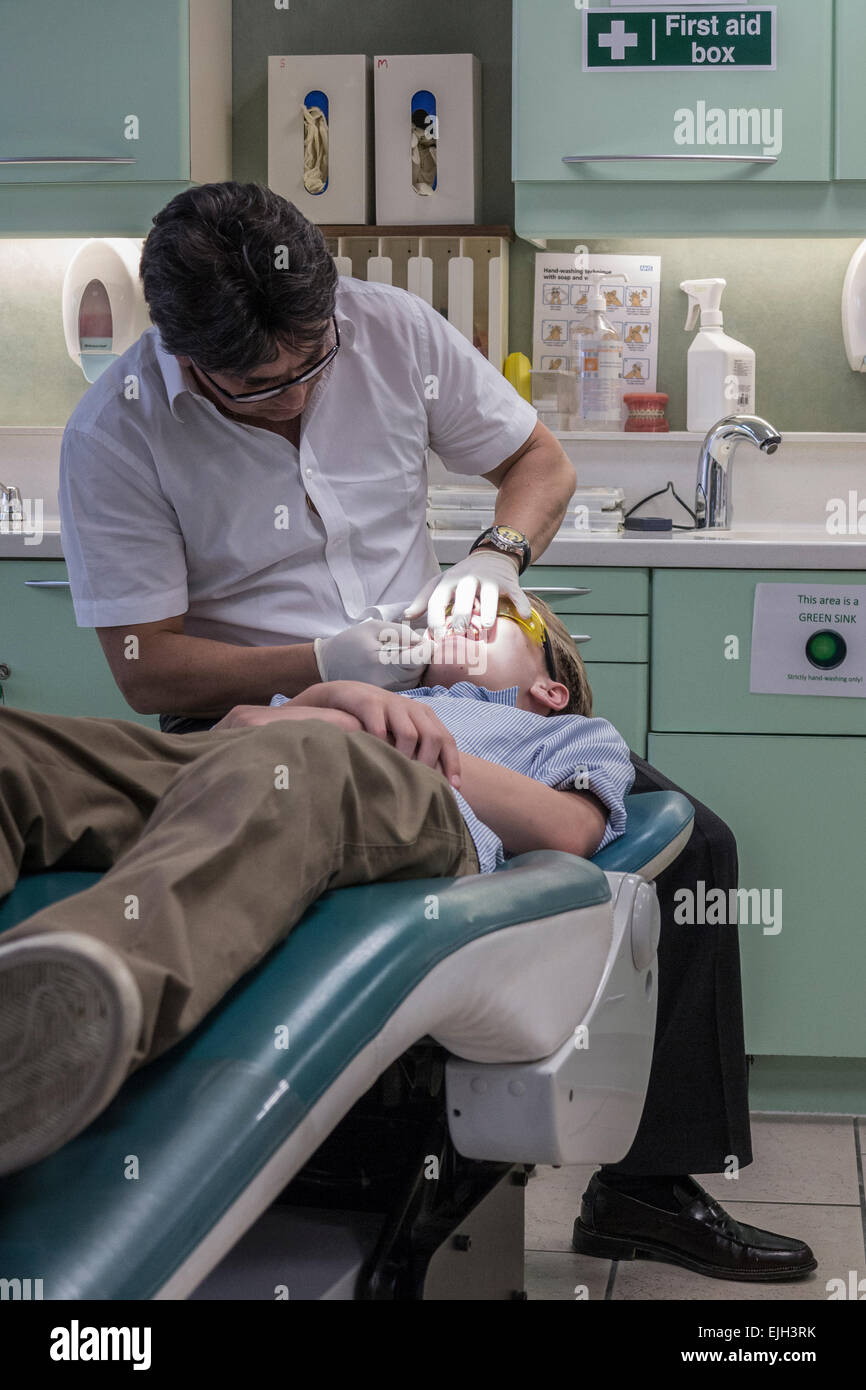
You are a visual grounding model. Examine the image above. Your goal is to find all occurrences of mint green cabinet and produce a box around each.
[0,0,190,184]
[513,0,833,185]
[0,562,156,724]
[585,662,647,754]
[835,0,866,179]
[651,568,866,737]
[649,732,866,1058]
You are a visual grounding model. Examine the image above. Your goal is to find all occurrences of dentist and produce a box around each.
[61,182,569,733]
[58,181,813,1284]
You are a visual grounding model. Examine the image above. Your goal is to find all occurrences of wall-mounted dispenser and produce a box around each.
[268,55,370,224]
[62,239,150,383]
[842,239,866,372]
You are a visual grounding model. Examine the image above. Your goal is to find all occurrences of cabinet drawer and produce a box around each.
[523,566,649,615]
[564,614,648,664]
[648,732,866,1057]
[586,662,647,756]
[651,568,866,736]
[0,562,156,724]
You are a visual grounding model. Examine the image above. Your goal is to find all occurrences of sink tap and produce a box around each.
[0,481,23,528]
[695,415,782,530]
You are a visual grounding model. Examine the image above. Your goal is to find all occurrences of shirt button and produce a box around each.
[305,468,313,478]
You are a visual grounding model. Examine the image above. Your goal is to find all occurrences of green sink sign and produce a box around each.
[583,7,776,71]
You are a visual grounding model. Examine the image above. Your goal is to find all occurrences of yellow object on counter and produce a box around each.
[503,351,533,402]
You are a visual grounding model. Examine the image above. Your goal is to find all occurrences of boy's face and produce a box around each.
[422,599,571,715]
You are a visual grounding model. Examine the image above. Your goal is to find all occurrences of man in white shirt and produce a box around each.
[60,182,573,733]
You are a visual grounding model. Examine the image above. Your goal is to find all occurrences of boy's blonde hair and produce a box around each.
[524,591,593,718]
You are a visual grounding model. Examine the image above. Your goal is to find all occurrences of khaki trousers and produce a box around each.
[0,707,479,1074]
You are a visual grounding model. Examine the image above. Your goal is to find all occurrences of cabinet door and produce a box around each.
[651,568,866,737]
[835,0,866,179]
[0,562,157,724]
[586,661,647,755]
[0,0,190,183]
[648,732,866,1058]
[513,0,833,183]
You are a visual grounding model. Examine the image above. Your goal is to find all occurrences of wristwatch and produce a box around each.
[469,525,532,575]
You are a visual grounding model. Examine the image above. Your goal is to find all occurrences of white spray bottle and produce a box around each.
[681,278,756,433]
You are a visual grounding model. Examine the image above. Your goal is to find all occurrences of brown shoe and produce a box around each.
[572,1173,817,1281]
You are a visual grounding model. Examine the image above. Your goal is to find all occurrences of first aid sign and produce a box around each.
[583,8,777,72]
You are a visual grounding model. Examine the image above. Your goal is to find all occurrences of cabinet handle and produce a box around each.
[562,154,777,164]
[0,155,136,165]
[526,586,592,597]
[24,580,70,588]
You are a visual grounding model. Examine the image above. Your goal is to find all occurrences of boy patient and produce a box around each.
[0,592,633,1177]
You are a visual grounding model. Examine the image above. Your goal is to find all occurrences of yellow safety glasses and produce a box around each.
[444,596,557,682]
[496,598,558,682]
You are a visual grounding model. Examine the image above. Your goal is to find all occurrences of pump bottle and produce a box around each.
[680,278,756,433]
[570,273,626,431]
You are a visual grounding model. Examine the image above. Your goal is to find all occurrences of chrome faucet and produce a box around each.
[0,481,23,527]
[695,415,782,530]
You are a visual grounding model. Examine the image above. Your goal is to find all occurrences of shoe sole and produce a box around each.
[572,1218,818,1282]
[0,931,143,1178]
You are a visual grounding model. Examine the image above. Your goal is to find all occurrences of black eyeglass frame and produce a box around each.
[190,316,340,403]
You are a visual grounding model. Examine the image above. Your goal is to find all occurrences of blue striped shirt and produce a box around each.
[270,682,634,873]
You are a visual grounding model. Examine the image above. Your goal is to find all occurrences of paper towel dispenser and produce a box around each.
[842,239,866,373]
[62,238,150,383]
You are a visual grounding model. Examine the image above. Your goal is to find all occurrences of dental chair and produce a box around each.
[0,791,693,1301]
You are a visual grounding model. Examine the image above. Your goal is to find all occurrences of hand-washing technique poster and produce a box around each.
[533,253,662,391]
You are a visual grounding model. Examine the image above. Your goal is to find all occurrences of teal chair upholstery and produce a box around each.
[0,790,693,1299]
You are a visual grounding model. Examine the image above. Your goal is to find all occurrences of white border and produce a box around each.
[581,5,777,74]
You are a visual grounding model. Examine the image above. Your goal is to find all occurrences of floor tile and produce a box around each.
[525,1163,598,1252]
[695,1114,861,1206]
[524,1248,612,1301]
[610,1203,864,1301]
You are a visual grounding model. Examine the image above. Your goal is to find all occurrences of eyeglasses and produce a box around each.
[496,598,558,683]
[190,316,340,403]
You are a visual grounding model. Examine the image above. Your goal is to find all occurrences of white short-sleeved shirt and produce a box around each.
[59,276,538,645]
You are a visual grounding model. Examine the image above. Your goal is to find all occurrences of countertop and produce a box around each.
[4,522,866,569]
[432,525,866,570]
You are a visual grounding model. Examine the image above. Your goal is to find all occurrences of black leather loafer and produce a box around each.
[572,1174,817,1281]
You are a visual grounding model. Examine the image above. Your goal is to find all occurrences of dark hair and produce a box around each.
[139,181,338,373]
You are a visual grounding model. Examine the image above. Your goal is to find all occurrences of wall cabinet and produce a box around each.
[0,562,156,725]
[513,0,865,236]
[514,0,832,185]
[0,0,230,232]
[834,0,866,180]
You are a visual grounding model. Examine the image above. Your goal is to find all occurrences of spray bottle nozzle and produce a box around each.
[681,277,726,331]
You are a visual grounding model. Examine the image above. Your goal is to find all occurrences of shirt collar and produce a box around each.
[152,294,357,421]
[416,682,521,705]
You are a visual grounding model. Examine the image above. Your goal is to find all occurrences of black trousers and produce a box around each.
[602,752,753,1176]
[162,714,753,1176]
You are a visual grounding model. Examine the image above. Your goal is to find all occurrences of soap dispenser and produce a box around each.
[681,277,756,432]
[569,272,627,431]
[62,239,150,383]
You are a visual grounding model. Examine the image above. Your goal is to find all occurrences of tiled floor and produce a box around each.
[524,1114,866,1300]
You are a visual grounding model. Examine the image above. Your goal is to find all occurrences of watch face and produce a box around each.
[495,526,525,545]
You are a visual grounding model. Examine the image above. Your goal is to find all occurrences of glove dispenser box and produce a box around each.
[373,54,481,225]
[268,55,370,224]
